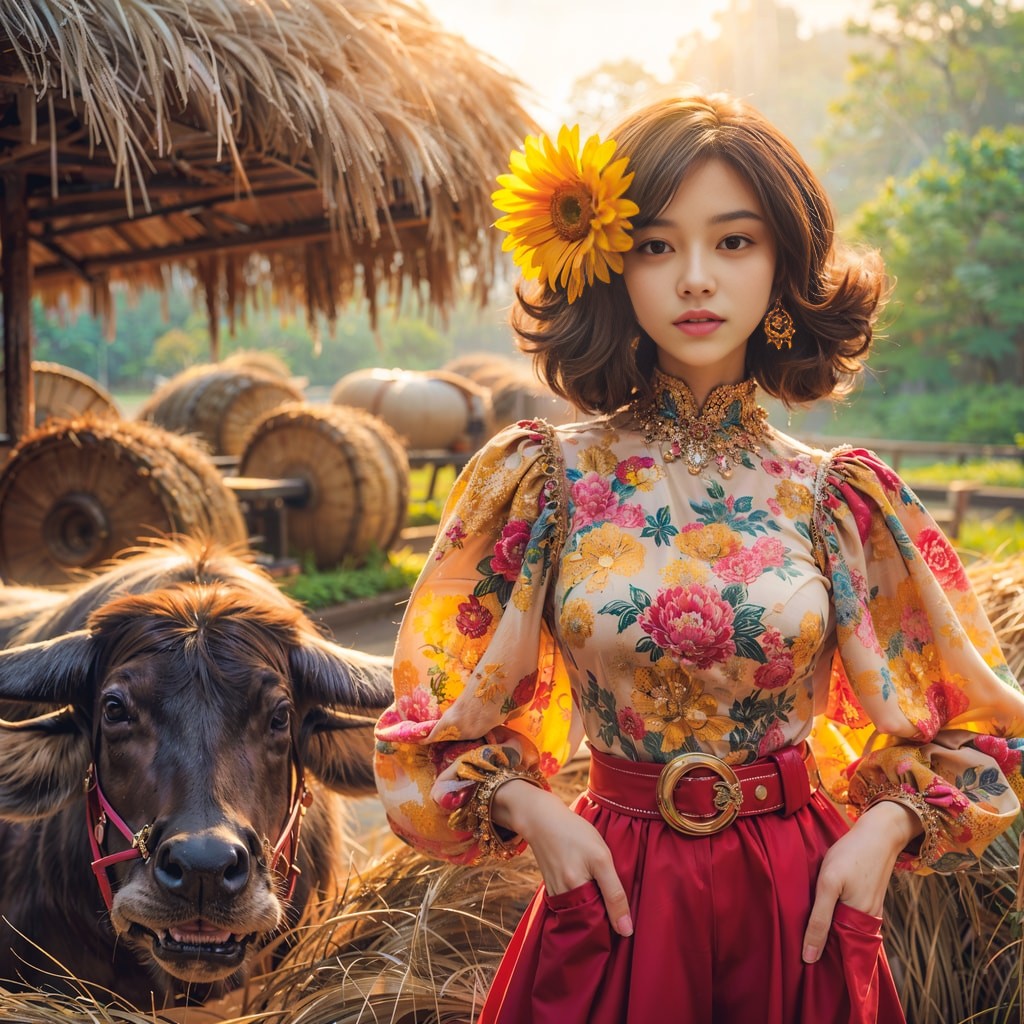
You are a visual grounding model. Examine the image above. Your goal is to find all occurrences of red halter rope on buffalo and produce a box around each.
[84,762,313,912]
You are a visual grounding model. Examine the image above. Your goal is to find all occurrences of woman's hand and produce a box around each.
[492,779,634,937]
[802,800,923,963]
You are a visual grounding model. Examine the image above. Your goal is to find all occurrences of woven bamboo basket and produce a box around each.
[330,368,494,451]
[0,361,119,428]
[138,365,302,456]
[239,403,409,569]
[0,417,246,585]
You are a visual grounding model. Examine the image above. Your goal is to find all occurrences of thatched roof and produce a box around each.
[0,0,535,339]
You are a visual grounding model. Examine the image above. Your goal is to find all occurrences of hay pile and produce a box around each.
[969,554,1024,680]
[3,558,1024,1022]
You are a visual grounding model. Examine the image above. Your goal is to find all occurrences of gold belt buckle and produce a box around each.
[656,752,743,836]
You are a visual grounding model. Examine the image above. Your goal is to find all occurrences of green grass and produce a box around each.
[407,499,445,527]
[280,548,426,610]
[408,464,458,503]
[903,459,1024,488]
[954,512,1024,561]
[111,390,153,419]
[903,460,1024,560]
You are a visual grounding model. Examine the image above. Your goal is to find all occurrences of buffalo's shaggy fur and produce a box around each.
[0,538,393,1010]
[0,539,297,646]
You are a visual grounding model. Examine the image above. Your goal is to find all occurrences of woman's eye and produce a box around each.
[719,235,751,251]
[637,239,671,255]
[102,695,129,724]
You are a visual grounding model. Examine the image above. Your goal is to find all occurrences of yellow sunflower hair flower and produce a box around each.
[492,124,640,304]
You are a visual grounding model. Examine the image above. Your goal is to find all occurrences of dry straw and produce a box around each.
[2,557,1023,1022]
[0,0,536,333]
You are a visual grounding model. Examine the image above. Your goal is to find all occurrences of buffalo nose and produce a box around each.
[154,833,251,900]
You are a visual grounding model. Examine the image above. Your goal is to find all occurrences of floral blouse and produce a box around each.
[374,374,1024,873]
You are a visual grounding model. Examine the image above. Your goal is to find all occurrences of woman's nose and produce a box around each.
[676,250,715,296]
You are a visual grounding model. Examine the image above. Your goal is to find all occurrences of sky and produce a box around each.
[421,0,870,125]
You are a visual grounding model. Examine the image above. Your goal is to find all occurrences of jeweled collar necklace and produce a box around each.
[630,370,770,478]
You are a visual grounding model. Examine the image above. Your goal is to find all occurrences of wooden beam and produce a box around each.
[31,234,94,283]
[32,208,437,282]
[79,219,349,267]
[38,181,319,239]
[35,222,334,276]
[2,170,34,440]
[0,125,89,170]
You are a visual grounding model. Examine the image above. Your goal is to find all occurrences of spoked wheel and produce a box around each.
[240,402,409,568]
[0,417,246,584]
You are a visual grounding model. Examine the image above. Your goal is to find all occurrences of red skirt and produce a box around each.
[478,752,906,1024]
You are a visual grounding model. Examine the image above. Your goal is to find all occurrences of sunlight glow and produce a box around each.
[420,0,870,126]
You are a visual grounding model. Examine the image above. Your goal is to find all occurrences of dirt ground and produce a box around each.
[312,593,407,657]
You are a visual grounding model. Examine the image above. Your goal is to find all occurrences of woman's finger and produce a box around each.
[802,881,838,963]
[591,857,632,937]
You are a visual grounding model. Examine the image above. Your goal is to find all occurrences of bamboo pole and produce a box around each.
[2,169,34,441]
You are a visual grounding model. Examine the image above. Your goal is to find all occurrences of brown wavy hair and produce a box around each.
[511,92,887,413]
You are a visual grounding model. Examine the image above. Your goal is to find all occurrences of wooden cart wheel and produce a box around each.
[0,417,246,585]
[138,364,302,456]
[488,367,577,429]
[0,361,119,428]
[240,403,409,569]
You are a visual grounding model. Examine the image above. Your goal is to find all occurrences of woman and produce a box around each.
[373,93,1024,1023]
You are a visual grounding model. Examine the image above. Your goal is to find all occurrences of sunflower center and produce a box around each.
[550,183,594,242]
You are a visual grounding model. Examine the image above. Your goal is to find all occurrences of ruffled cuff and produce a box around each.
[848,746,975,874]
[450,747,550,862]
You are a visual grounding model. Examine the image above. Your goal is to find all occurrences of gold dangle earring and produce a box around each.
[763,298,795,350]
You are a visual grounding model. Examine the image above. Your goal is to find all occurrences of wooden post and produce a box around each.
[2,170,34,442]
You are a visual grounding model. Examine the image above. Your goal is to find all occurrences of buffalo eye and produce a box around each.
[269,701,291,734]
[101,693,130,725]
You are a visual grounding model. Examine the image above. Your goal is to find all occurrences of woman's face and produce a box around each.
[622,158,777,400]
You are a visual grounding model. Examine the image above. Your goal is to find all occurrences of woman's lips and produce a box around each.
[673,317,724,337]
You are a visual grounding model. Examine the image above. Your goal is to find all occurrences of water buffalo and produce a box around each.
[0,538,393,1009]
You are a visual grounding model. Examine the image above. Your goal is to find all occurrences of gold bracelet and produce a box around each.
[473,765,548,860]
[452,753,550,862]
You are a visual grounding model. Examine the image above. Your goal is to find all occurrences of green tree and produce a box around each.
[564,2,862,197]
[30,280,508,393]
[377,317,451,370]
[32,299,104,379]
[826,0,1024,212]
[853,126,1024,439]
[33,288,195,390]
[149,328,207,377]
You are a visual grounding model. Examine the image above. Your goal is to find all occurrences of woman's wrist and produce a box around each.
[491,777,563,837]
[857,798,924,852]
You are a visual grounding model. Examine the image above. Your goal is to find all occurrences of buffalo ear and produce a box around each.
[299,714,378,795]
[0,632,94,820]
[0,729,91,821]
[291,634,393,796]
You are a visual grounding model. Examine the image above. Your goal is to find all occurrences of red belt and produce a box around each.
[586,744,818,836]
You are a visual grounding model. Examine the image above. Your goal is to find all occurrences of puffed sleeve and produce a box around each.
[810,448,1024,873]
[374,420,576,864]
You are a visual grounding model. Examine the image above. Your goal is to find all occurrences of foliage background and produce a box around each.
[31,0,1024,447]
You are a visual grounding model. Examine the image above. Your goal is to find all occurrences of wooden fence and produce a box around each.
[799,435,1023,470]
